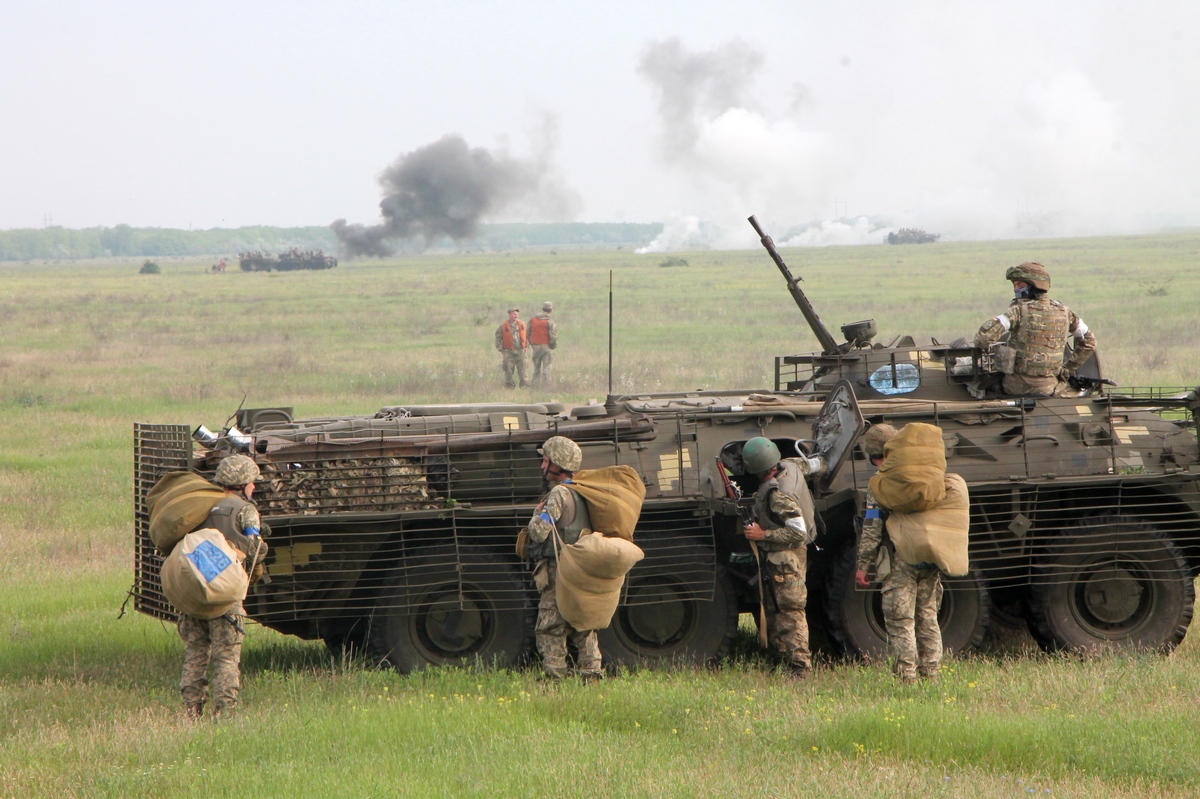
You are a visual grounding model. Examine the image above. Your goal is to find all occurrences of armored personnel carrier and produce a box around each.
[134,220,1200,670]
[887,228,940,244]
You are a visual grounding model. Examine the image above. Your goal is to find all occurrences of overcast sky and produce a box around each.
[2,1,1198,247]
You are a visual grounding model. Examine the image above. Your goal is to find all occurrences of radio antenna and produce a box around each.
[607,270,614,396]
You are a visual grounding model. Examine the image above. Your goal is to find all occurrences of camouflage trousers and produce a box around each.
[763,547,810,671]
[178,606,244,715]
[534,560,602,679]
[880,560,943,681]
[1002,373,1062,397]
[531,345,554,385]
[501,349,529,388]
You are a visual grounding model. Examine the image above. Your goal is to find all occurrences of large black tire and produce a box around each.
[824,544,990,659]
[1029,519,1194,653]
[597,545,739,669]
[369,546,534,673]
[321,618,370,659]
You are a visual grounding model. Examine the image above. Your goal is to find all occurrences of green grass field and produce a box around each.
[2,235,1200,797]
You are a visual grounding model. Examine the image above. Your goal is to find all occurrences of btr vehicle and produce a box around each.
[133,220,1200,669]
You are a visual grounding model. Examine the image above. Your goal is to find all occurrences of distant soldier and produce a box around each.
[521,436,602,681]
[855,424,942,684]
[494,307,529,388]
[974,262,1096,397]
[178,454,268,719]
[741,437,825,678]
[529,301,558,386]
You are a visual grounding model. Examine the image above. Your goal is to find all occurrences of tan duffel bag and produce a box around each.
[884,473,970,577]
[556,532,645,631]
[147,472,227,554]
[869,422,947,513]
[161,529,249,619]
[569,466,646,542]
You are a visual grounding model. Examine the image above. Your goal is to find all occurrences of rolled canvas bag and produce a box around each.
[556,532,645,631]
[869,422,947,513]
[161,528,249,619]
[147,472,226,554]
[884,473,970,577]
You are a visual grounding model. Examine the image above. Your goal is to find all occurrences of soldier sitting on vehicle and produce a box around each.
[974,262,1097,397]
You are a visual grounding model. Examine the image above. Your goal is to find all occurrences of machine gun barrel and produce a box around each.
[748,215,841,355]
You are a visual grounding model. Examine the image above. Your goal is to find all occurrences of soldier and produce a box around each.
[178,454,268,719]
[521,436,602,681]
[741,437,825,678]
[974,262,1097,397]
[854,424,942,684]
[529,301,558,386]
[494,307,530,388]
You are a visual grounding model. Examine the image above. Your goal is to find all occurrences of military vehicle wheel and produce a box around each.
[322,619,370,658]
[1029,521,1194,653]
[824,545,989,659]
[369,546,533,673]
[597,548,739,669]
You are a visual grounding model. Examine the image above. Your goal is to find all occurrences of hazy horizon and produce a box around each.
[3,2,1198,251]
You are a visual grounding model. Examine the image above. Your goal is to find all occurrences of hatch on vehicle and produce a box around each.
[812,380,865,490]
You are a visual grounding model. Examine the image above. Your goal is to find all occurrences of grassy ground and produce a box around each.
[2,235,1200,797]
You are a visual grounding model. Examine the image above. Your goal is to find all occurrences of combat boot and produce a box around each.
[184,702,204,720]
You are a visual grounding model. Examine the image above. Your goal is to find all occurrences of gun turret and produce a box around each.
[748,215,841,355]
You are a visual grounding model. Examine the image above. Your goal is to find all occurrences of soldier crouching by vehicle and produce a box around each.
[179,454,268,719]
[518,436,603,681]
[855,424,942,684]
[740,437,825,678]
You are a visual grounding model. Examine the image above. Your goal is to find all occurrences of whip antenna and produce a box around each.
[607,270,614,396]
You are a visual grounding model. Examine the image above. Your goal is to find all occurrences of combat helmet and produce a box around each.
[860,423,898,459]
[542,301,553,312]
[741,437,781,475]
[214,454,261,487]
[538,436,582,472]
[1005,262,1051,290]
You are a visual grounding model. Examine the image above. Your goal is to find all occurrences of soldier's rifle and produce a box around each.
[715,457,769,649]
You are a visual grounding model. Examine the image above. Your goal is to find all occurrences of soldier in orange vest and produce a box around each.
[529,301,557,386]
[495,307,530,388]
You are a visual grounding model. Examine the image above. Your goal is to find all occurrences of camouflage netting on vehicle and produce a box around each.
[255,457,440,515]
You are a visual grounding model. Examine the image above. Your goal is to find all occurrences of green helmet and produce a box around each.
[1005,262,1051,290]
[214,454,261,487]
[538,435,582,472]
[860,423,898,458]
[741,437,781,475]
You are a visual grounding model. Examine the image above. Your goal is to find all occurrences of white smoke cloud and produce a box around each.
[636,27,1200,250]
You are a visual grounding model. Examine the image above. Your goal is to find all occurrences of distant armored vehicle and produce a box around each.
[133,219,1200,670]
[238,249,337,272]
[887,228,940,244]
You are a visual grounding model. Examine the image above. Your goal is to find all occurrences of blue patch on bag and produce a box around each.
[187,540,233,584]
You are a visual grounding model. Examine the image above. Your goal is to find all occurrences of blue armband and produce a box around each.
[864,508,881,520]
[539,512,553,524]
[244,527,261,537]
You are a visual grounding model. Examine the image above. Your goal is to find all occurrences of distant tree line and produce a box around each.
[0,222,663,262]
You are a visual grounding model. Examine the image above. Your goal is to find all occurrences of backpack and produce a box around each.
[146,472,227,554]
[568,465,646,541]
[868,422,947,513]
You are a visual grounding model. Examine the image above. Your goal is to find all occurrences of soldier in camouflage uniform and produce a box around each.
[854,424,943,684]
[520,436,602,681]
[974,262,1097,397]
[529,301,557,386]
[178,454,268,719]
[495,307,530,388]
[741,437,825,677]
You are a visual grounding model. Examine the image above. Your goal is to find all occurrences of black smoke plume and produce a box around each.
[332,132,577,256]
